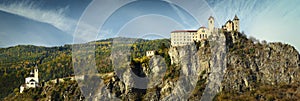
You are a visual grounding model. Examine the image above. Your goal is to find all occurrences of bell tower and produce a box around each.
[34,65,39,83]
[208,16,215,35]
[233,15,240,32]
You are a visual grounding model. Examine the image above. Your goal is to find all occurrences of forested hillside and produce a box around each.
[0,38,170,100]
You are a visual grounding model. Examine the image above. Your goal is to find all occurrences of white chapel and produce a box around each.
[20,65,39,93]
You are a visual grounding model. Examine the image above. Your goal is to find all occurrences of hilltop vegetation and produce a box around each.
[0,38,170,100]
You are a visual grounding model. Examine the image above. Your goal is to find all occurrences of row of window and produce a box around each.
[172,34,207,38]
[191,34,207,39]
[172,39,192,41]
[172,35,192,38]
[173,42,192,45]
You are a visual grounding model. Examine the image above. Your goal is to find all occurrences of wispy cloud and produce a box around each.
[247,0,300,50]
[74,21,105,43]
[206,0,300,51]
[0,1,106,45]
[117,14,183,39]
[0,1,76,33]
[168,0,212,29]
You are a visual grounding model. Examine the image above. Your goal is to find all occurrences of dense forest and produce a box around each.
[0,38,170,100]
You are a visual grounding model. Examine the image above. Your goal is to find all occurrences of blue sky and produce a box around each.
[0,0,299,51]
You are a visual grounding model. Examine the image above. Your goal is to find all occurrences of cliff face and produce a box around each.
[168,31,228,100]
[222,32,300,91]
[168,31,300,100]
[92,31,300,100]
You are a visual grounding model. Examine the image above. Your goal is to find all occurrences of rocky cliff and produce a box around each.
[168,31,300,100]
[101,31,300,100]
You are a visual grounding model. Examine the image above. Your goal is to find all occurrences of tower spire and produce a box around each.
[208,16,214,20]
[234,14,239,20]
[233,14,240,32]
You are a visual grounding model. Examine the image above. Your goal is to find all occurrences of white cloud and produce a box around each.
[0,1,76,33]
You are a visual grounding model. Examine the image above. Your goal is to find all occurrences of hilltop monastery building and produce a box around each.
[171,15,240,46]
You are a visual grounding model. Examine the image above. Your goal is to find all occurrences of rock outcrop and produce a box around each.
[90,31,300,100]
[222,32,300,93]
[168,31,300,100]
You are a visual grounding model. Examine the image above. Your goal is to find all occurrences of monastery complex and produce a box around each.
[171,15,240,46]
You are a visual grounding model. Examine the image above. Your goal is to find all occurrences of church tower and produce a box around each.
[233,15,240,32]
[208,16,215,35]
[34,65,39,83]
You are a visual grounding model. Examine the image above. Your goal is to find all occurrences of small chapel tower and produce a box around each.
[233,15,240,32]
[208,16,215,35]
[34,65,39,83]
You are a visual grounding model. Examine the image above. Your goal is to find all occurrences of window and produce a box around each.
[202,30,205,33]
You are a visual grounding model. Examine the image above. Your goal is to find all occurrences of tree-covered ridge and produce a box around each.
[0,38,170,100]
[0,45,72,99]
